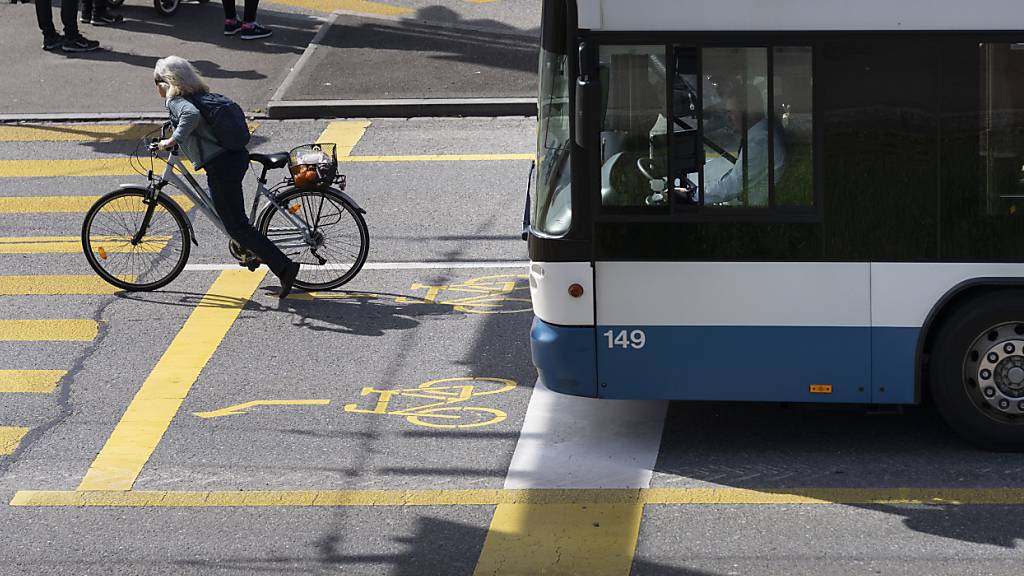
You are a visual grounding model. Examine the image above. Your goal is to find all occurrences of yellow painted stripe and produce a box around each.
[77,269,268,491]
[268,0,412,15]
[338,154,536,163]
[0,275,133,295]
[14,487,1024,508]
[0,194,194,213]
[0,159,205,178]
[0,236,168,254]
[0,122,258,143]
[0,124,162,142]
[0,427,30,455]
[317,120,371,157]
[475,503,642,576]
[0,370,65,393]
[0,320,99,341]
[0,155,530,177]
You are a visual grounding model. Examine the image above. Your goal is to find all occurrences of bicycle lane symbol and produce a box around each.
[395,274,532,315]
[342,377,517,429]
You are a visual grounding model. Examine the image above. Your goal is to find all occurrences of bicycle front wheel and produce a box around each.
[81,189,191,291]
[258,188,369,291]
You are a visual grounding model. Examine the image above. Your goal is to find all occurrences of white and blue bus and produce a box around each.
[528,0,1024,448]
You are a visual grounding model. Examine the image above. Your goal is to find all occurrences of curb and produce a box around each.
[267,98,537,119]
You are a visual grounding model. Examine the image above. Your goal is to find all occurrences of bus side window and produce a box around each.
[599,45,669,210]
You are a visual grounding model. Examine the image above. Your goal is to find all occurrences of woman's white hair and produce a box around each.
[154,56,209,99]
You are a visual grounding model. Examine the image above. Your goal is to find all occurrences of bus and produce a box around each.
[527,0,1024,449]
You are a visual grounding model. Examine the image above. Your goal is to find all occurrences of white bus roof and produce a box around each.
[578,0,1024,32]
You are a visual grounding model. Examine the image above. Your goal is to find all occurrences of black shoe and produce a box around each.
[80,12,92,23]
[224,18,242,35]
[91,12,123,25]
[239,22,272,40]
[277,262,300,299]
[42,33,64,51]
[61,34,100,52]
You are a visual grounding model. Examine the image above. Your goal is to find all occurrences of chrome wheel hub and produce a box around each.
[966,324,1024,420]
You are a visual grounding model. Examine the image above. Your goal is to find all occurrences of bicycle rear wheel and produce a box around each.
[81,188,191,291]
[258,188,369,291]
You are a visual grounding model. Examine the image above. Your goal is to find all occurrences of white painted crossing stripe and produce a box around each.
[183,261,528,271]
[504,379,668,489]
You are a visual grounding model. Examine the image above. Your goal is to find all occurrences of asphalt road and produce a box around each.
[2,118,1024,575]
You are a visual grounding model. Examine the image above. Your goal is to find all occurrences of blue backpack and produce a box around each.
[185,93,250,150]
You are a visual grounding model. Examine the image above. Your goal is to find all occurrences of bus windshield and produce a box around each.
[534,0,572,236]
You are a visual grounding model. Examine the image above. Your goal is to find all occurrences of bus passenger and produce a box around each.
[703,85,785,206]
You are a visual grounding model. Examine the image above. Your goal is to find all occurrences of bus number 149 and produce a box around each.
[604,329,646,350]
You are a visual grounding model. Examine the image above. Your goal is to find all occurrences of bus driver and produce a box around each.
[702,84,785,206]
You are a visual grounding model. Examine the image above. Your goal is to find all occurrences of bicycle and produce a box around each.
[81,124,370,292]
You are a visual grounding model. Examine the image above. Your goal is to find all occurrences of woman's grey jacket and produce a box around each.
[166,95,227,170]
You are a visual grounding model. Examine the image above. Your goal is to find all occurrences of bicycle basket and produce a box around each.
[288,143,338,190]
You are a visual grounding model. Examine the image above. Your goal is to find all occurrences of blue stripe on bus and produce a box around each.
[531,317,921,404]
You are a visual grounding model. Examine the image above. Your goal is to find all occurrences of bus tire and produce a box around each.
[930,290,1024,451]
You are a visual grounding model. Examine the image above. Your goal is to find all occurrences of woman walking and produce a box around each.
[153,56,299,297]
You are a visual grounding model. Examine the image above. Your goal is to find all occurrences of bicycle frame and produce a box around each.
[139,143,315,248]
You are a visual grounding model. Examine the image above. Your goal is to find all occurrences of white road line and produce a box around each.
[504,379,668,489]
[183,261,528,271]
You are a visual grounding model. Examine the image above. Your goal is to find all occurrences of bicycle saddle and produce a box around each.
[248,152,290,169]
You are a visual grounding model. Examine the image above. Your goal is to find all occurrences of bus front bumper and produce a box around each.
[530,317,597,398]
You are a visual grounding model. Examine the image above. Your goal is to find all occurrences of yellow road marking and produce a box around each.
[0,236,168,254]
[475,503,642,576]
[77,269,267,491]
[0,427,30,455]
[0,275,131,295]
[267,0,411,15]
[193,399,331,419]
[14,487,1024,507]
[0,194,194,213]
[0,159,204,178]
[0,320,99,341]
[0,155,531,177]
[0,122,257,143]
[317,120,371,157]
[0,370,65,393]
[0,124,162,142]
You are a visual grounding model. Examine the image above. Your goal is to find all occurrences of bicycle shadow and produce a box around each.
[116,287,497,337]
[275,290,488,337]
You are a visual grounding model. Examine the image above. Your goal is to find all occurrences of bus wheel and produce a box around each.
[930,291,1024,450]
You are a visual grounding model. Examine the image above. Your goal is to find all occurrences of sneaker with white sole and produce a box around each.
[224,18,242,35]
[239,22,272,40]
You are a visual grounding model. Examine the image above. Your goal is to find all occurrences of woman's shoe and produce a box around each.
[277,262,300,298]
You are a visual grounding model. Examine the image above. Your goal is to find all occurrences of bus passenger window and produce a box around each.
[773,47,814,207]
[599,45,669,210]
[981,44,1024,216]
[701,48,773,208]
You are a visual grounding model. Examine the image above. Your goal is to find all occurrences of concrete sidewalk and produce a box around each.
[1,1,322,118]
[1,2,538,120]
[268,11,538,118]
